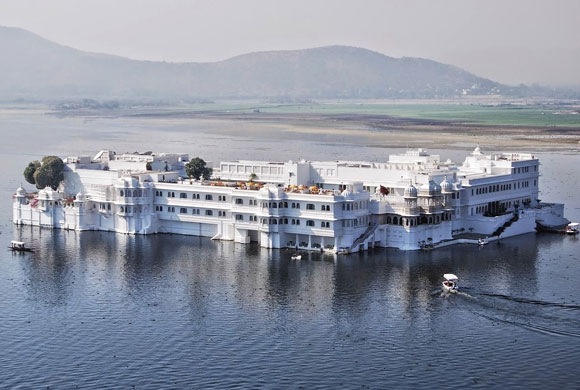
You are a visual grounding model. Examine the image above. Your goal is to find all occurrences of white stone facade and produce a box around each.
[13,147,568,252]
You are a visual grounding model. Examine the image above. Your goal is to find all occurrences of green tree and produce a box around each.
[32,156,65,190]
[249,173,257,182]
[185,157,212,180]
[23,161,41,185]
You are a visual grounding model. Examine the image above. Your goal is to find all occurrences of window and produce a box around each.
[180,193,187,199]
[271,202,277,208]
[306,203,315,210]
[306,220,315,227]
[120,190,124,197]
[236,214,244,221]
[321,221,330,228]
[284,202,288,208]
[180,208,187,214]
[279,202,283,208]
[218,211,225,217]
[205,210,213,216]
[236,198,243,205]
[296,203,300,209]
[205,194,213,201]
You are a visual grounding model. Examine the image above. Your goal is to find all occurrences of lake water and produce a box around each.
[1,109,580,389]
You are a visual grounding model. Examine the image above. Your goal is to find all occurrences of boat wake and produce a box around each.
[467,308,580,338]
[479,293,580,311]
[453,290,580,338]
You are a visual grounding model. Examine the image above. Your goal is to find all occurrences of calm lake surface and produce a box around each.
[1,109,580,389]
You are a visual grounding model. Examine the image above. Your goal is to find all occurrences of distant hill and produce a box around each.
[0,26,562,101]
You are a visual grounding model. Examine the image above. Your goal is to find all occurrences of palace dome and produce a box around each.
[441,176,453,193]
[15,185,27,197]
[404,182,417,198]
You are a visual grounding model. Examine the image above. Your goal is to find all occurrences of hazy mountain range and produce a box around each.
[0,26,574,101]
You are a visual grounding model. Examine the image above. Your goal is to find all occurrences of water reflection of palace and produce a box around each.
[14,227,540,319]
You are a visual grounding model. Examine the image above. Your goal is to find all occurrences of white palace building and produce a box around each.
[13,147,569,252]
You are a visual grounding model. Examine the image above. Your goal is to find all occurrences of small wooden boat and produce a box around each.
[9,240,34,252]
[566,222,579,234]
[442,274,458,293]
[291,254,302,260]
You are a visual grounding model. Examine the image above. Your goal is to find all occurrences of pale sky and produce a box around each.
[1,0,579,86]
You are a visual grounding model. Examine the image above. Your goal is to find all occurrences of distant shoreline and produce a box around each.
[4,101,580,153]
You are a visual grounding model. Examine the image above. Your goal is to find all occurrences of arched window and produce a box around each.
[205,210,213,216]
[279,202,283,208]
[120,206,124,212]
[306,220,315,227]
[120,190,124,197]
[387,216,392,224]
[393,217,398,225]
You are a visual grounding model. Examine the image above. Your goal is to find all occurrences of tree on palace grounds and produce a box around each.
[23,156,65,190]
[23,161,41,185]
[185,157,212,180]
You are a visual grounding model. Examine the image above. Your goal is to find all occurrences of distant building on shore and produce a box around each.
[13,146,568,252]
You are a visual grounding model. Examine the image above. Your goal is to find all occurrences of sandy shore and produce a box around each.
[42,105,580,153]
[131,111,580,152]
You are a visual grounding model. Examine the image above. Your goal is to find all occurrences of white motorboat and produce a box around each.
[442,274,458,293]
[291,255,302,260]
[478,237,489,246]
[566,222,579,234]
[9,240,33,252]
